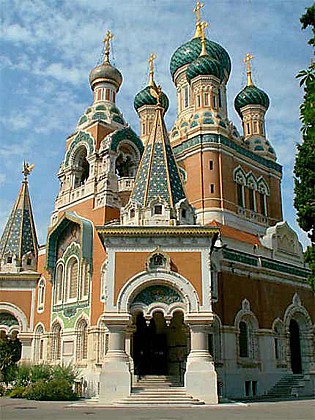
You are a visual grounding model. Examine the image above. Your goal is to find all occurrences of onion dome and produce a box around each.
[234,85,270,116]
[134,86,169,113]
[187,51,223,83]
[134,53,169,114]
[235,53,270,115]
[89,62,122,91]
[89,30,123,91]
[170,37,231,81]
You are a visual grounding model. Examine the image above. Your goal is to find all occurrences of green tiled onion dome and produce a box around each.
[186,55,223,83]
[89,62,123,90]
[170,37,231,81]
[234,85,270,115]
[134,86,169,113]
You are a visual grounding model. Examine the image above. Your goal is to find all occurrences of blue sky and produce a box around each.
[0,0,313,247]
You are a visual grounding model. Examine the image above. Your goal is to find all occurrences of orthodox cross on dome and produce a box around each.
[200,21,209,56]
[148,53,157,87]
[244,52,254,86]
[103,30,113,63]
[22,161,34,181]
[193,0,204,38]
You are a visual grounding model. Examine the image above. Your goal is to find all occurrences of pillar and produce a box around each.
[185,322,218,404]
[99,314,131,404]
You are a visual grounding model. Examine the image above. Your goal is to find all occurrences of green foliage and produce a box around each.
[14,363,32,386]
[305,245,315,290]
[294,5,315,246]
[23,379,78,401]
[29,363,52,383]
[0,384,5,396]
[7,386,26,399]
[50,363,78,385]
[0,333,22,384]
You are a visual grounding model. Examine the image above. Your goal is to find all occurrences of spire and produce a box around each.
[148,53,157,87]
[103,30,113,63]
[244,52,254,86]
[199,21,208,56]
[130,85,186,210]
[0,163,38,271]
[193,0,204,38]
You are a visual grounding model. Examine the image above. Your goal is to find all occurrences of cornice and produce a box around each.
[96,225,220,237]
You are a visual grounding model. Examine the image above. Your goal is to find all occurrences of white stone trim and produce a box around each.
[0,302,28,332]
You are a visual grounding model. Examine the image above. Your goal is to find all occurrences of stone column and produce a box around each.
[99,314,131,404]
[185,321,218,404]
[125,325,136,385]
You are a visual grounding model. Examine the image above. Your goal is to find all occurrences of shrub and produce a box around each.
[51,364,78,385]
[14,363,32,386]
[30,364,52,383]
[7,386,26,398]
[0,384,5,396]
[24,378,78,401]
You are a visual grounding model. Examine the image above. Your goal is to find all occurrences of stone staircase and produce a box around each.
[263,374,305,399]
[114,375,205,406]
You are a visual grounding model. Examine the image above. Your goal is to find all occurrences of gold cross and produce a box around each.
[244,53,254,72]
[103,30,113,62]
[193,0,204,25]
[148,53,157,87]
[244,53,254,86]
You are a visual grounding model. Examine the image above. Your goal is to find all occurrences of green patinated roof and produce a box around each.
[187,55,223,82]
[234,85,270,115]
[130,104,186,208]
[110,126,144,154]
[46,212,93,274]
[170,37,231,80]
[0,178,38,264]
[134,86,169,113]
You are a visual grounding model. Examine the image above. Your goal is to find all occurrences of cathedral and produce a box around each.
[0,1,314,405]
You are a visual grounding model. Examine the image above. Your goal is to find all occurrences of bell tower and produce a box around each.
[51,31,143,227]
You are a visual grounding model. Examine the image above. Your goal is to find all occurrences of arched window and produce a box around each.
[67,257,79,300]
[237,183,245,207]
[76,319,88,361]
[55,264,64,303]
[51,323,62,361]
[115,143,138,178]
[249,187,256,211]
[239,321,249,357]
[73,146,89,188]
[234,167,246,208]
[33,325,44,362]
[37,278,45,311]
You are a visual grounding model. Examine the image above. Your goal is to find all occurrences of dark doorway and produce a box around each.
[133,313,168,376]
[289,319,302,374]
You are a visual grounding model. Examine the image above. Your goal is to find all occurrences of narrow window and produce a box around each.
[204,93,209,106]
[68,258,79,299]
[239,321,249,357]
[56,265,64,303]
[246,123,250,135]
[197,95,201,108]
[142,123,145,135]
[112,91,116,102]
[210,184,215,194]
[209,160,214,170]
[27,258,32,265]
[253,121,258,133]
[218,88,222,108]
[97,89,101,101]
[184,86,189,108]
[105,89,110,101]
[7,256,12,264]
[130,209,135,218]
[181,208,187,218]
[237,183,244,207]
[274,337,279,359]
[259,192,267,216]
[213,95,216,108]
[249,188,255,211]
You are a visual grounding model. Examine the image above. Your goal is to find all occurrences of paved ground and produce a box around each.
[1,398,314,420]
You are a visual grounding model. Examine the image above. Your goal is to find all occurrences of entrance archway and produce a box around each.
[132,311,189,382]
[289,319,302,374]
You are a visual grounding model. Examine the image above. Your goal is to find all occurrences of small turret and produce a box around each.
[234,53,276,160]
[0,162,38,272]
[134,54,169,145]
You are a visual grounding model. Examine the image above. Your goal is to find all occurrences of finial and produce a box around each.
[22,161,34,181]
[103,30,113,63]
[193,1,204,38]
[148,53,157,87]
[244,52,254,86]
[200,21,208,56]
